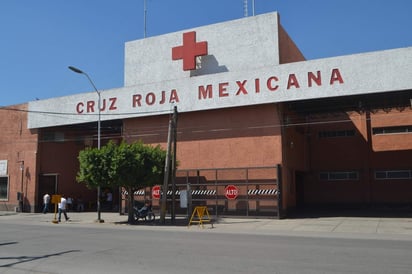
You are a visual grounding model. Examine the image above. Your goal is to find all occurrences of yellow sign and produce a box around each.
[51,195,61,224]
[188,206,213,228]
[51,195,61,204]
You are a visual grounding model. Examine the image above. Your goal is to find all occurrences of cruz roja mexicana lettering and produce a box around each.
[198,68,343,100]
[75,68,344,112]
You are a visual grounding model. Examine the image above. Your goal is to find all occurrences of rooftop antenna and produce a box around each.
[144,0,147,38]
[244,0,256,17]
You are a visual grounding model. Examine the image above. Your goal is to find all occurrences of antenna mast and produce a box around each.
[144,0,147,38]
[244,0,256,17]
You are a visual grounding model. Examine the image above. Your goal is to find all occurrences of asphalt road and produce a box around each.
[1,221,412,274]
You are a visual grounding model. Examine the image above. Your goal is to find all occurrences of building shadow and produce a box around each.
[288,204,412,219]
[190,55,228,77]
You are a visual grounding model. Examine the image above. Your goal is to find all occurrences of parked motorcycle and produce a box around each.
[133,203,155,222]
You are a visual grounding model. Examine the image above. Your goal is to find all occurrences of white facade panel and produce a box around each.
[27,12,412,129]
[28,46,412,129]
[124,12,280,86]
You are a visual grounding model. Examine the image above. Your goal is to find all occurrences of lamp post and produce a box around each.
[68,66,104,223]
[17,160,24,212]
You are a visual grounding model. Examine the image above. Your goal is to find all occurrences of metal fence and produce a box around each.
[132,165,282,218]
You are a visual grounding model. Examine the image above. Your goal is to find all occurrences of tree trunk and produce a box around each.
[127,186,135,223]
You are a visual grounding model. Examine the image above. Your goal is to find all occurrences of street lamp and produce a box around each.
[17,160,24,212]
[68,66,104,223]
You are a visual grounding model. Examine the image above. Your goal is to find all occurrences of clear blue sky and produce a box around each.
[1,0,411,106]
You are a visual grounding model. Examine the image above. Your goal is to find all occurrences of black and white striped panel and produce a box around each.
[122,189,146,196]
[248,189,279,195]
[191,190,217,196]
[134,190,146,196]
[166,190,181,195]
[164,190,216,196]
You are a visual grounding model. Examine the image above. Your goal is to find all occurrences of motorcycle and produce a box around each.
[133,204,155,222]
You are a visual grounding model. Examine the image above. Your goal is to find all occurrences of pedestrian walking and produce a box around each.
[42,193,50,214]
[58,195,70,222]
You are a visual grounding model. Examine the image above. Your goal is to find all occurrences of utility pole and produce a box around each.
[160,119,172,224]
[160,106,178,224]
[171,106,178,223]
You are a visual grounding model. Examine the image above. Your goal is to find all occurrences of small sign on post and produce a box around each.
[152,185,161,199]
[51,195,61,224]
[224,185,239,200]
[51,195,61,204]
[180,190,187,208]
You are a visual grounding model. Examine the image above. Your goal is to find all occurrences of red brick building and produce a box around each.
[1,12,411,216]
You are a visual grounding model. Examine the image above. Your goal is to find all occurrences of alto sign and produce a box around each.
[224,185,239,200]
[152,185,161,199]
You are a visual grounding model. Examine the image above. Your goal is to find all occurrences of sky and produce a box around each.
[0,0,411,106]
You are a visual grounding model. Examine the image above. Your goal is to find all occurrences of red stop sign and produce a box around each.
[225,185,239,200]
[152,185,161,199]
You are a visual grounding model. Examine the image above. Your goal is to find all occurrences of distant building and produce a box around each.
[1,12,411,216]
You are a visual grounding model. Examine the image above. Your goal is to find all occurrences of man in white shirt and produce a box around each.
[42,193,50,214]
[58,195,70,222]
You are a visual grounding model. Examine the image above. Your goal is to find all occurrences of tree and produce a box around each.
[77,141,166,223]
[77,141,118,189]
[115,141,166,223]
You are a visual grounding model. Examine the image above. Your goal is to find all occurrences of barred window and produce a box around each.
[41,131,65,142]
[319,171,359,181]
[0,176,9,200]
[373,126,412,135]
[319,130,355,138]
[375,170,412,180]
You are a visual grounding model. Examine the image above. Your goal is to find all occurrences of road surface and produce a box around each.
[1,220,411,273]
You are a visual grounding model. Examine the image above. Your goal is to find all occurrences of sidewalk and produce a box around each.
[2,211,412,239]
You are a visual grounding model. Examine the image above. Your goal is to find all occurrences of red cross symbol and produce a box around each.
[172,31,208,71]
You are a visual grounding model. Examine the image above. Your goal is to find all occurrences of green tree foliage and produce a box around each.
[77,141,118,188]
[77,140,166,223]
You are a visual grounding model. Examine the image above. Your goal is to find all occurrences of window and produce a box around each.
[319,171,359,181]
[319,130,355,138]
[373,126,412,135]
[0,176,9,200]
[41,131,65,142]
[375,170,412,180]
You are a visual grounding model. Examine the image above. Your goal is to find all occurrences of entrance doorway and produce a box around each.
[37,174,58,212]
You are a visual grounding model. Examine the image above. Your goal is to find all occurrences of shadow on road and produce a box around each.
[0,242,18,247]
[114,218,190,227]
[0,250,81,268]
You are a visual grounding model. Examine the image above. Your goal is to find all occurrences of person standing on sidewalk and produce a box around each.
[58,195,70,222]
[42,193,50,214]
[66,196,73,212]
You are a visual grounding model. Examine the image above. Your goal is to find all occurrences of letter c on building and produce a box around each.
[76,102,84,114]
